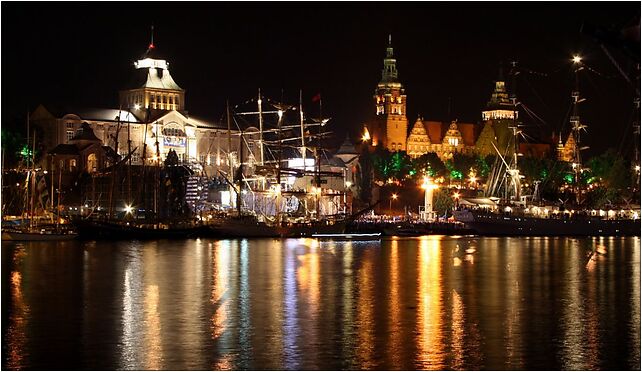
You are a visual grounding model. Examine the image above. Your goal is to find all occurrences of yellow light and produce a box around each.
[421,176,438,190]
[453,192,460,199]
[391,193,398,200]
[362,127,371,142]
[636,165,640,172]
[124,204,133,214]
[345,181,352,188]
[572,55,582,64]
[134,103,141,110]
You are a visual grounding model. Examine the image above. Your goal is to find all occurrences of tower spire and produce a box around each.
[381,34,398,82]
[149,25,155,49]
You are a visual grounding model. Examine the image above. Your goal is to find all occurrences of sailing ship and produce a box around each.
[206,91,350,238]
[453,59,641,236]
[2,129,78,241]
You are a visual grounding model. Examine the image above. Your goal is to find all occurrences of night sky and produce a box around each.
[2,2,639,157]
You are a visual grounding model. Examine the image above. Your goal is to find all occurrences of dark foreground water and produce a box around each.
[2,236,640,370]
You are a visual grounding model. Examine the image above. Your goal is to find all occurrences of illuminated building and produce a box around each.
[363,35,408,151]
[31,42,243,177]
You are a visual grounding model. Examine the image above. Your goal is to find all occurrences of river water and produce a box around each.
[2,236,640,370]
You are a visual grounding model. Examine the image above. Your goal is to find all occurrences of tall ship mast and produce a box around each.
[209,91,349,237]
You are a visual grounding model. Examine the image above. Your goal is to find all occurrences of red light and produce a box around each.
[149,43,155,49]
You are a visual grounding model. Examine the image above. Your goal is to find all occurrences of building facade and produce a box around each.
[361,43,551,161]
[363,35,409,151]
[33,44,247,178]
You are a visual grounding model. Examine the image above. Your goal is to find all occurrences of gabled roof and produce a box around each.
[125,60,183,91]
[40,104,139,123]
[48,144,79,155]
[335,136,358,156]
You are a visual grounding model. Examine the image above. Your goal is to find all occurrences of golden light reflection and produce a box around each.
[416,236,445,369]
[503,244,523,369]
[144,285,162,370]
[450,289,465,370]
[294,238,321,368]
[388,239,402,368]
[631,237,641,366]
[356,249,375,369]
[297,238,320,308]
[560,240,598,369]
[341,241,356,363]
[6,270,29,370]
[211,241,230,340]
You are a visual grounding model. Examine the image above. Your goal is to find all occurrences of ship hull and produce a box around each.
[2,230,78,241]
[73,219,202,240]
[208,219,280,238]
[454,210,641,236]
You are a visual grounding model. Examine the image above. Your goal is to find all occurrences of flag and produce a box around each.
[311,93,321,103]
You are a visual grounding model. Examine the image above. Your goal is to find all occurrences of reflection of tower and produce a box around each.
[372,35,408,151]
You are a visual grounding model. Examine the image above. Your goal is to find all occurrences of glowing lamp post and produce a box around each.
[421,176,438,221]
[344,181,352,215]
[453,191,460,209]
[389,193,398,216]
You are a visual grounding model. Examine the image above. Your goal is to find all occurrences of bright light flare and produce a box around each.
[421,176,438,190]
[124,204,133,214]
[391,193,398,200]
[572,55,582,64]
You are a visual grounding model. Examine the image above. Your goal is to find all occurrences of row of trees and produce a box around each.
[357,145,639,211]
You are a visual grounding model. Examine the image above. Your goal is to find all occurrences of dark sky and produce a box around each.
[2,2,640,157]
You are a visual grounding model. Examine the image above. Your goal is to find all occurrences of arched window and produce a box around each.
[87,153,98,173]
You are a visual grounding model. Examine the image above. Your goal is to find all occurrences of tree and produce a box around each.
[411,152,446,179]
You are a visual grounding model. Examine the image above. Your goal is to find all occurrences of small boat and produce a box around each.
[311,232,381,240]
[453,208,641,236]
[276,219,347,238]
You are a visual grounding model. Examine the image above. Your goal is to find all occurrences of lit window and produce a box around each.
[66,130,75,142]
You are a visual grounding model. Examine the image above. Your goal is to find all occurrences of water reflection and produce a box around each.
[6,252,28,371]
[416,236,445,370]
[356,244,375,370]
[1,237,639,370]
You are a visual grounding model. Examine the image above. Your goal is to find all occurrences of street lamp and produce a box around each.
[344,181,352,215]
[453,191,460,209]
[421,176,439,221]
[390,193,398,216]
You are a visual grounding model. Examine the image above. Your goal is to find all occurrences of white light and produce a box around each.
[277,110,284,119]
[572,55,582,64]
[124,204,133,214]
[134,103,141,110]
[345,181,352,188]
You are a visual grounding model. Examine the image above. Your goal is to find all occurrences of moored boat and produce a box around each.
[72,218,203,240]
[2,225,78,241]
[453,208,641,236]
